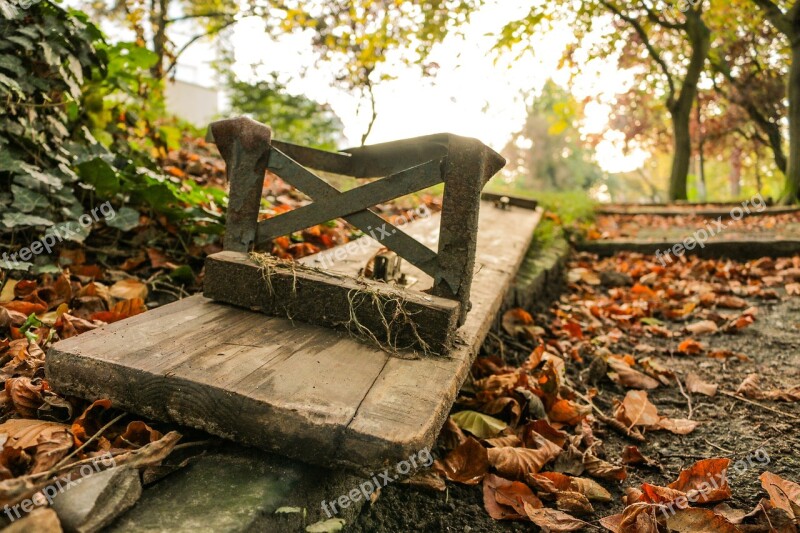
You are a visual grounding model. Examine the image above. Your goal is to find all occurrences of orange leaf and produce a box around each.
[668,458,731,504]
[432,437,488,485]
[0,301,46,316]
[759,472,800,519]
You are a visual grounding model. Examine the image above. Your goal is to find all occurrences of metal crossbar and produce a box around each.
[207,116,506,325]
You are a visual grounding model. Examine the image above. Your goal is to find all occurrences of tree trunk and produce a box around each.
[667,11,711,201]
[730,145,742,198]
[782,43,800,204]
[151,0,169,79]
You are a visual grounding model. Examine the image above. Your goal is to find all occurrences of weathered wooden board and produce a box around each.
[577,238,800,260]
[204,251,461,355]
[46,202,541,471]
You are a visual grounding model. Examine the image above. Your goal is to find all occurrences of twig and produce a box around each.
[28,450,128,481]
[573,390,646,442]
[703,438,734,455]
[48,413,126,474]
[171,440,213,452]
[676,375,694,419]
[720,390,800,420]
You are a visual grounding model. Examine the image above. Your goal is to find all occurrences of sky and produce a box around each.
[168,0,649,173]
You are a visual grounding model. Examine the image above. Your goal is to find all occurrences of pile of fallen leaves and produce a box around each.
[586,212,800,241]
[0,268,187,526]
[418,251,800,532]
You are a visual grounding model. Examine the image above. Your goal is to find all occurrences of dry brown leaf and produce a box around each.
[621,445,656,466]
[484,435,523,448]
[548,399,590,425]
[607,357,660,390]
[665,507,741,532]
[555,491,593,515]
[717,295,748,309]
[400,470,446,492]
[113,421,163,449]
[583,451,627,481]
[615,390,660,427]
[685,320,719,335]
[677,338,705,354]
[618,502,660,533]
[759,471,800,520]
[110,279,149,301]
[482,473,541,520]
[0,419,73,474]
[487,435,562,481]
[685,373,718,396]
[640,482,687,504]
[0,307,26,329]
[433,437,488,485]
[524,502,587,532]
[654,417,699,435]
[5,377,45,418]
[736,374,800,402]
[0,280,17,304]
[110,430,182,469]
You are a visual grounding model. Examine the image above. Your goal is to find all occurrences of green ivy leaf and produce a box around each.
[106,206,141,231]
[450,410,508,439]
[76,157,120,196]
[11,184,49,213]
[17,163,64,190]
[2,211,53,229]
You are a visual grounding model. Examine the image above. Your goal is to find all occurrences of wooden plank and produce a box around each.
[204,251,461,355]
[46,202,541,471]
[577,238,800,260]
[340,206,542,466]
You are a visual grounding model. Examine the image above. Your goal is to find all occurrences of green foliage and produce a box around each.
[227,73,344,150]
[499,80,605,192]
[0,0,102,231]
[0,0,224,244]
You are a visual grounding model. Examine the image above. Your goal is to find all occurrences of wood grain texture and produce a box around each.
[46,203,541,471]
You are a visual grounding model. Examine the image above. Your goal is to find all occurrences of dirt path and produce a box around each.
[350,250,800,532]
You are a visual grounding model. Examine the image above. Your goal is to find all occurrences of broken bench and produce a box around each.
[46,119,542,471]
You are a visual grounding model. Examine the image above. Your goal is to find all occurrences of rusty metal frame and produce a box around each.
[208,116,505,325]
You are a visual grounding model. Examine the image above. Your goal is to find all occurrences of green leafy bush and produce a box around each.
[0,0,224,246]
[0,0,102,231]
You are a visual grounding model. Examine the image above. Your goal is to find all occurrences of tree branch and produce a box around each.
[167,12,234,24]
[640,0,684,29]
[165,20,239,77]
[601,0,676,100]
[751,0,794,36]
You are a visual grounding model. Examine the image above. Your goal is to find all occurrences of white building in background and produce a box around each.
[165,78,220,127]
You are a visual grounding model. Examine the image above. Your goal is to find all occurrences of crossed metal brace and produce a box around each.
[208,116,505,325]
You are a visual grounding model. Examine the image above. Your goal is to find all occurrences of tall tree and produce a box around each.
[749,0,800,203]
[226,72,345,150]
[496,1,711,200]
[501,80,604,191]
[707,0,789,183]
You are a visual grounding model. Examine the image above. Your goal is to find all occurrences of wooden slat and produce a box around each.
[262,148,439,275]
[204,251,461,355]
[46,202,541,471]
[256,158,443,242]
